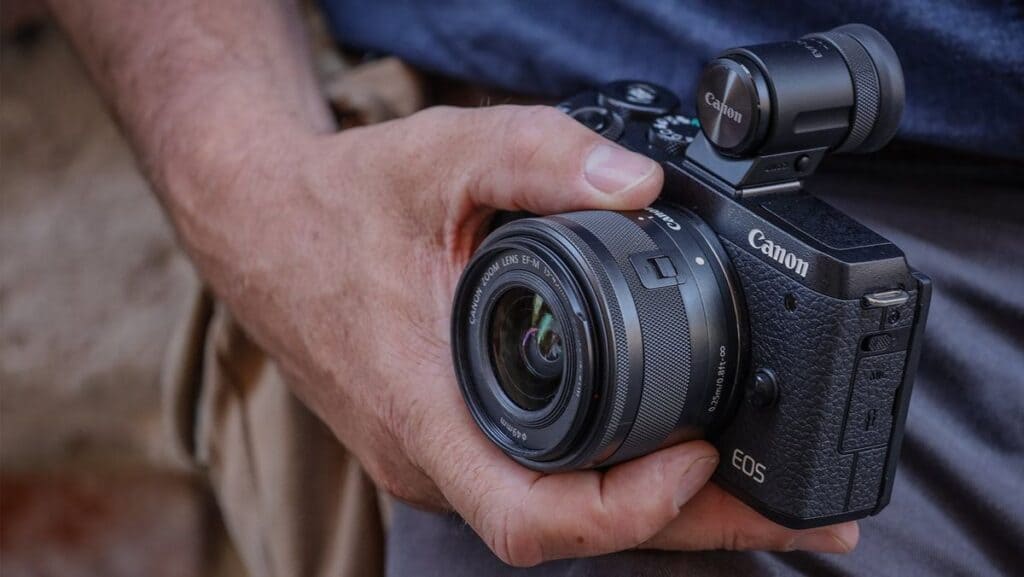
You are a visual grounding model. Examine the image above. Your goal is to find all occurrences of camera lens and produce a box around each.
[489,287,564,411]
[696,23,904,156]
[452,206,747,471]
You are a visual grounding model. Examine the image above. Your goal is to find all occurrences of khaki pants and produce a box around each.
[163,287,386,577]
[160,59,434,577]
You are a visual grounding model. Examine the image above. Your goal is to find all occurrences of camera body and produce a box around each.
[452,25,930,529]
[558,80,929,527]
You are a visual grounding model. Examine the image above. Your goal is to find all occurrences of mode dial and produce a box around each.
[598,81,679,117]
[648,114,701,156]
[568,106,625,141]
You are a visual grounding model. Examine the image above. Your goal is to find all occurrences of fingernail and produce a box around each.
[584,143,658,194]
[791,524,858,553]
[674,455,719,509]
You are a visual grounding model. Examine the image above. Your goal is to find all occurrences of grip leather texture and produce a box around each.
[713,238,917,526]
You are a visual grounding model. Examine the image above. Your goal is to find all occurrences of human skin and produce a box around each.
[46,0,857,566]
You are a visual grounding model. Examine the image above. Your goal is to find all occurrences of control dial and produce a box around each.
[598,80,679,117]
[648,114,701,156]
[567,106,625,141]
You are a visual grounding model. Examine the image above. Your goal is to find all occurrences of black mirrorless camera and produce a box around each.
[451,24,931,528]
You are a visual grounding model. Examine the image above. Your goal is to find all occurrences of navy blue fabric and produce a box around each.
[321,0,1024,159]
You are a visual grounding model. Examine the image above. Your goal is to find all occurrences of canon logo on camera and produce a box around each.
[704,91,744,124]
[748,229,809,278]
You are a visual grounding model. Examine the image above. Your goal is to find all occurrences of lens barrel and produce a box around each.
[452,206,746,471]
[696,23,904,157]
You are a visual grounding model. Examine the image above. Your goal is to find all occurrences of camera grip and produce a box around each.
[712,238,918,527]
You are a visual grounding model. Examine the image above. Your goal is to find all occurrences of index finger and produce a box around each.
[642,483,859,553]
[420,426,719,567]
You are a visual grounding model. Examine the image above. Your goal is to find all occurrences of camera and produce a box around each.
[450,24,931,529]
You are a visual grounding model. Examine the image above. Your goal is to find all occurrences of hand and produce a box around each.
[189,105,859,566]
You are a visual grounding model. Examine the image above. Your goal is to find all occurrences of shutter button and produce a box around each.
[569,106,625,141]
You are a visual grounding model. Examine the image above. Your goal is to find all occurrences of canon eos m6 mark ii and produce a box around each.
[451,24,930,529]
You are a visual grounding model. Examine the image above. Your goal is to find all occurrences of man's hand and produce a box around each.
[46,0,855,565]
[196,105,858,566]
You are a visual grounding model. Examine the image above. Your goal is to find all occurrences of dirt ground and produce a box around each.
[1,20,240,577]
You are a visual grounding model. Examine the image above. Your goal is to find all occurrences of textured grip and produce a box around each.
[713,238,916,525]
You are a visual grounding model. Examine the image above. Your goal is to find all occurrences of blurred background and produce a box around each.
[1,2,243,575]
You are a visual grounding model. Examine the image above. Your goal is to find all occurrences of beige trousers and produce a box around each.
[160,59,431,577]
[163,287,386,577]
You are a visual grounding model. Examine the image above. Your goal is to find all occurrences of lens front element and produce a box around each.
[490,288,565,411]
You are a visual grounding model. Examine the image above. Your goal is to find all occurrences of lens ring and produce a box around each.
[474,268,577,430]
[552,209,745,464]
[452,240,598,461]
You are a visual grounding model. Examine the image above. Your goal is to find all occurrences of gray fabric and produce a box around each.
[386,149,1024,577]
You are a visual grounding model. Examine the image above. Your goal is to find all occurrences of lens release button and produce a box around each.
[653,257,677,279]
[628,251,686,289]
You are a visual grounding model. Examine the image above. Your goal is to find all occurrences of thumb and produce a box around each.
[459,105,663,214]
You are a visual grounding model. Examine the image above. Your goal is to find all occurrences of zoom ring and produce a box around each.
[551,212,693,464]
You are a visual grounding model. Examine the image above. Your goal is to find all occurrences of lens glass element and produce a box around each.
[489,287,565,411]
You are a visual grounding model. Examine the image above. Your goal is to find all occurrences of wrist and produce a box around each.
[152,104,325,284]
[150,102,325,206]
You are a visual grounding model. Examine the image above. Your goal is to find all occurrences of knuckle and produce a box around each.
[471,493,544,568]
[369,461,420,504]
[581,504,617,546]
[512,104,568,129]
[723,528,746,551]
[411,104,459,126]
[501,105,563,162]
[720,526,780,552]
[401,106,463,154]
[485,105,581,211]
[489,513,543,568]
[360,428,440,508]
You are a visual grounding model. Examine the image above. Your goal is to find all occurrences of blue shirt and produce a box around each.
[322,0,1023,159]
